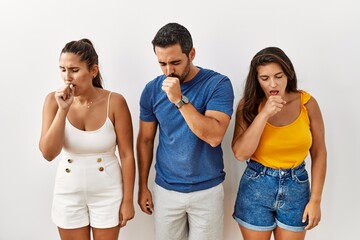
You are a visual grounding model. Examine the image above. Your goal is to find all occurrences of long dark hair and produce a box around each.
[61,39,103,88]
[239,47,298,127]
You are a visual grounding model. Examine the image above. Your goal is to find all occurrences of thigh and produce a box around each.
[233,167,277,231]
[276,169,310,232]
[187,184,224,240]
[58,226,90,240]
[87,156,123,228]
[92,225,120,240]
[239,225,272,240]
[274,226,306,240]
[153,184,188,240]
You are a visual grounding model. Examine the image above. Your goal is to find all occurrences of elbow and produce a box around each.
[232,146,251,162]
[39,145,59,162]
[209,140,221,148]
[207,136,223,148]
[41,151,57,162]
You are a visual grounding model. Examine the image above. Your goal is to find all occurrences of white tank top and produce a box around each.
[63,92,116,155]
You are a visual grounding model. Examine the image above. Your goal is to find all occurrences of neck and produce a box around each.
[183,65,200,83]
[74,88,98,108]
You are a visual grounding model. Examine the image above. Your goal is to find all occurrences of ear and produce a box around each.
[91,64,99,78]
[189,48,196,61]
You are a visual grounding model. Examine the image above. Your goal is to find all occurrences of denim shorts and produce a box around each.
[233,160,310,232]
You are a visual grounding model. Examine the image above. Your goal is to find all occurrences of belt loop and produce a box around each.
[261,166,267,176]
[291,168,295,180]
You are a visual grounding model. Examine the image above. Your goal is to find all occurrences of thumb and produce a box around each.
[302,208,308,223]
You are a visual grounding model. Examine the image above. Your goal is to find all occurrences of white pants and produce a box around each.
[153,183,224,240]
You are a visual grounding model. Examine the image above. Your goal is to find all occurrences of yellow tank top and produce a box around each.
[252,90,312,169]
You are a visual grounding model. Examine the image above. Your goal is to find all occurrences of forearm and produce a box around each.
[39,109,68,160]
[232,112,268,160]
[137,142,154,189]
[121,156,135,203]
[179,103,228,147]
[310,153,327,203]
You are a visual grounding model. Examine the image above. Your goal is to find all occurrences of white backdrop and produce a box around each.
[0,0,359,239]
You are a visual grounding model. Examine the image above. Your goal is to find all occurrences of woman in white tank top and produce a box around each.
[39,39,135,240]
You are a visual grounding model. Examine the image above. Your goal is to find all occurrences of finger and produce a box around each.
[120,219,127,228]
[140,202,152,215]
[302,211,308,225]
[305,217,314,230]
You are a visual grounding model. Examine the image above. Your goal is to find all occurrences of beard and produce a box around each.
[168,58,191,84]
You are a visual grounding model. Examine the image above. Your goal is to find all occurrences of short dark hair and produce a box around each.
[61,39,103,88]
[152,23,193,55]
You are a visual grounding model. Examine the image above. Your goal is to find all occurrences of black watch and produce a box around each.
[175,95,189,109]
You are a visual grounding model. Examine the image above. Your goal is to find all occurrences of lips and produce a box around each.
[270,90,279,95]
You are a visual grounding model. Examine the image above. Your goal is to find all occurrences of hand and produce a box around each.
[54,84,75,110]
[119,200,135,228]
[161,77,182,104]
[138,187,154,215]
[261,95,286,118]
[302,200,321,230]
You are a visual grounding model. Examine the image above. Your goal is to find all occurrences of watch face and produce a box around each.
[182,95,189,104]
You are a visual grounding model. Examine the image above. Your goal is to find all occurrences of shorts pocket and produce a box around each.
[103,161,122,183]
[294,170,309,184]
[243,167,261,180]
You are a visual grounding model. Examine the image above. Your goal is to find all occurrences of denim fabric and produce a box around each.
[233,160,310,232]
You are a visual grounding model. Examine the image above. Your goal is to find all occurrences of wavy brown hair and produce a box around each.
[238,47,298,127]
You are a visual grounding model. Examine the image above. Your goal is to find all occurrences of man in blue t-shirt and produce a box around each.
[137,22,234,240]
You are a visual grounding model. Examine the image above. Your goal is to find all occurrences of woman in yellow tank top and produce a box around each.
[232,47,327,240]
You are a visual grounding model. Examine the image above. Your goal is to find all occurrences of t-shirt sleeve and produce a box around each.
[139,84,158,122]
[206,76,234,118]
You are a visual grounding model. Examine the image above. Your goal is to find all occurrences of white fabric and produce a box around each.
[153,183,224,240]
[52,153,122,229]
[63,92,116,155]
[52,92,123,229]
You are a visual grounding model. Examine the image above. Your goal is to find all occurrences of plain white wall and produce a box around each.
[0,0,359,239]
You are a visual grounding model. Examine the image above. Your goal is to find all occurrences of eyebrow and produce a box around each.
[158,60,181,65]
[258,71,284,77]
[59,66,79,69]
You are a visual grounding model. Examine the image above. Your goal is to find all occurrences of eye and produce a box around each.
[275,74,283,79]
[259,76,268,81]
[71,68,79,73]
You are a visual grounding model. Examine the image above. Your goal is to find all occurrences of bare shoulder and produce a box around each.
[44,91,55,102]
[43,91,57,108]
[109,91,127,106]
[305,95,320,111]
[305,95,324,122]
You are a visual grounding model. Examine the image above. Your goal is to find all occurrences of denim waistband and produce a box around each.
[247,159,306,178]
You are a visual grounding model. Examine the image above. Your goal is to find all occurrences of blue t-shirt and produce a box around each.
[139,67,234,193]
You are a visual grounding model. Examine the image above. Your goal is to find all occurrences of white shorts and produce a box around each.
[52,153,123,229]
[153,183,224,240]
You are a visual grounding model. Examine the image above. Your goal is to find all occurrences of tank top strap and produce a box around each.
[300,90,311,105]
[107,92,112,117]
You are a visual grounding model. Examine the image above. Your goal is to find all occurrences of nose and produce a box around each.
[269,78,277,87]
[64,71,73,83]
[166,65,174,77]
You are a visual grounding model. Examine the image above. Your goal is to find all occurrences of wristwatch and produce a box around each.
[175,95,189,109]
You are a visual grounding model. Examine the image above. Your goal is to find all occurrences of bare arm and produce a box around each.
[136,120,157,215]
[112,93,136,227]
[178,105,230,147]
[39,86,74,160]
[162,77,231,147]
[302,97,327,230]
[232,96,286,161]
